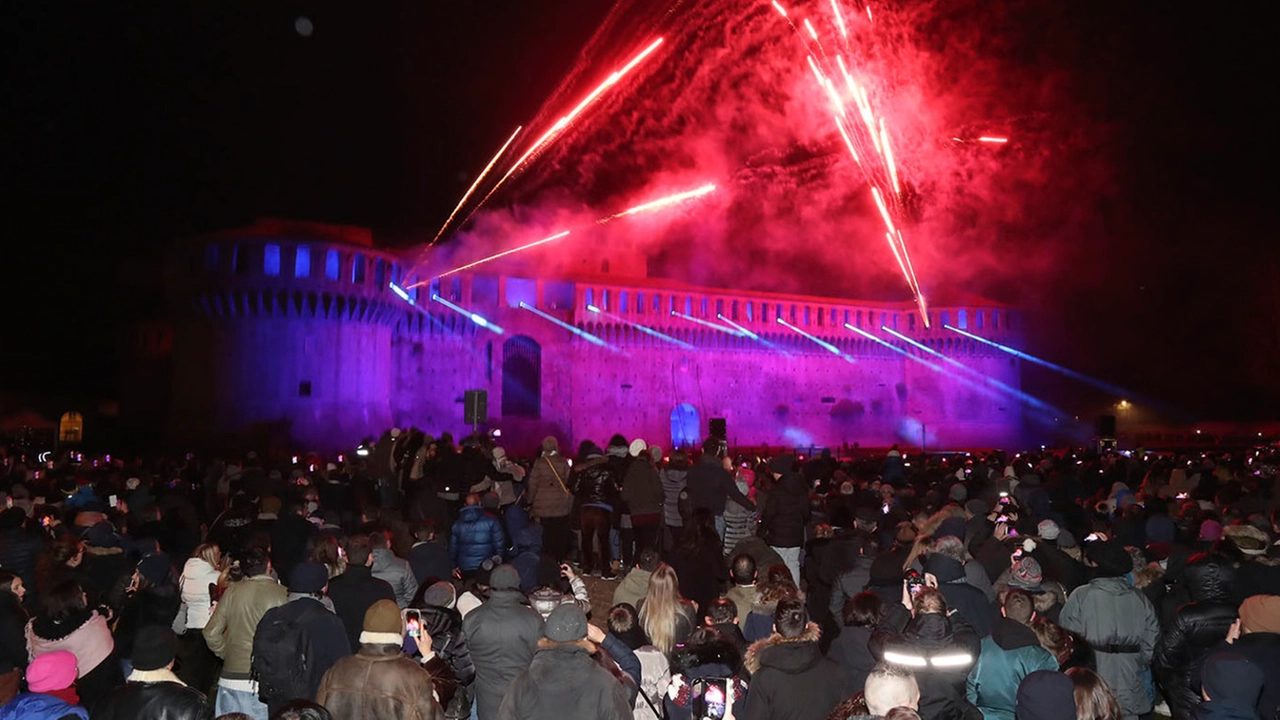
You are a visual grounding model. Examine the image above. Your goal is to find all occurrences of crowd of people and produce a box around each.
[0,433,1278,720]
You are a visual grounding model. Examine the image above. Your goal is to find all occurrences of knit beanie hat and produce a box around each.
[965,500,990,517]
[290,561,329,594]
[1056,529,1078,548]
[132,626,178,671]
[26,650,78,692]
[935,517,967,542]
[1016,671,1076,720]
[1037,520,1060,541]
[770,455,796,475]
[650,446,663,463]
[490,564,521,591]
[1200,520,1223,542]
[1238,595,1280,634]
[1085,538,1133,577]
[422,581,457,609]
[949,484,968,502]
[260,496,283,515]
[629,439,648,457]
[541,436,559,454]
[1009,557,1044,591]
[360,599,404,645]
[544,603,588,642]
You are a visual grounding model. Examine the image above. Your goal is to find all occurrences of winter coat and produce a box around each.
[410,540,453,586]
[743,623,851,720]
[1059,576,1161,718]
[270,512,315,587]
[724,474,757,552]
[26,610,122,712]
[829,624,877,695]
[1154,555,1239,720]
[1030,542,1090,595]
[1203,631,1280,720]
[1189,701,1258,720]
[92,672,209,720]
[613,568,652,611]
[495,640,633,720]
[622,461,665,518]
[112,584,181,662]
[372,548,419,609]
[0,692,88,720]
[830,556,873,621]
[870,605,982,720]
[451,506,505,573]
[0,528,43,592]
[202,574,287,679]
[573,456,620,509]
[462,589,544,720]
[668,541,729,616]
[0,593,27,676]
[329,565,397,653]
[178,556,222,629]
[724,585,760,630]
[686,455,753,517]
[665,634,748,720]
[925,554,995,638]
[966,617,1059,720]
[526,454,573,519]
[760,474,810,549]
[316,643,447,720]
[632,644,671,720]
[254,596,351,711]
[419,604,476,686]
[661,468,689,528]
[510,525,546,595]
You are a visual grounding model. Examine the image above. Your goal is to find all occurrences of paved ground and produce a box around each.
[581,573,622,620]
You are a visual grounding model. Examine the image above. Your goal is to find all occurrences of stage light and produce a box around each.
[389,282,414,304]
[845,323,944,371]
[590,305,693,348]
[671,310,744,336]
[943,325,1136,399]
[778,317,853,362]
[880,326,1065,417]
[716,314,760,340]
[519,302,613,349]
[431,294,505,334]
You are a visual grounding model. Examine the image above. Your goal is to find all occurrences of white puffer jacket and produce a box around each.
[179,556,223,629]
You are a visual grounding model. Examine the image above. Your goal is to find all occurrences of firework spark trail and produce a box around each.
[457,38,665,228]
[599,183,717,222]
[879,118,900,195]
[835,116,861,165]
[829,0,848,39]
[978,136,1009,143]
[771,0,788,18]
[804,18,819,42]
[428,126,522,246]
[416,183,717,282]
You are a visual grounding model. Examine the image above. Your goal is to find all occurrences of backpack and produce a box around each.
[251,605,311,707]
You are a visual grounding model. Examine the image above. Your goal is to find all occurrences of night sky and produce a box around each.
[2,0,1276,424]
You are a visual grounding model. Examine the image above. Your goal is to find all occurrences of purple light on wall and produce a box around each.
[778,317,854,362]
[671,310,743,336]
[588,305,693,348]
[519,302,613,348]
[431,294,505,334]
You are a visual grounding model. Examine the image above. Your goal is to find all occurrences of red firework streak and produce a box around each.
[416,183,717,281]
[454,37,666,230]
[428,126,522,246]
[770,0,928,326]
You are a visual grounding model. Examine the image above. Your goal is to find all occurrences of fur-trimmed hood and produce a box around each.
[744,621,821,674]
[669,635,743,675]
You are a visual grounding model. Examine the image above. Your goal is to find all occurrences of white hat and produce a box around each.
[629,439,648,457]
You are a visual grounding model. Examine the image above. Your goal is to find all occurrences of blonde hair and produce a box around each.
[639,564,684,656]
[193,543,224,571]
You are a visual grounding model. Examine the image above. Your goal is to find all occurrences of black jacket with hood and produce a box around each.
[871,604,983,720]
[924,554,994,638]
[743,623,850,720]
[760,472,811,549]
[1154,554,1239,720]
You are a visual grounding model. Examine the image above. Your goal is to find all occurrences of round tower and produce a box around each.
[164,219,405,451]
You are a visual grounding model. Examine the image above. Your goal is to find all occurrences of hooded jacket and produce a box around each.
[760,473,810,549]
[462,589,544,720]
[451,506,505,574]
[372,548,419,609]
[829,624,878,695]
[967,617,1059,720]
[178,556,223,630]
[27,610,123,712]
[573,456,620,509]
[1154,555,1239,720]
[661,467,689,528]
[743,622,850,720]
[871,605,982,720]
[526,454,573,519]
[0,692,88,720]
[1059,576,1161,718]
[686,455,753,517]
[494,640,633,720]
[91,671,209,720]
[622,460,665,518]
[613,568,653,611]
[329,565,397,653]
[925,554,995,638]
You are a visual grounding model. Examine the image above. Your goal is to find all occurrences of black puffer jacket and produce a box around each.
[1154,554,1239,720]
[573,456,620,509]
[924,554,994,639]
[759,473,810,548]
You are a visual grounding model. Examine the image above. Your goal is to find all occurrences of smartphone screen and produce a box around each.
[691,678,728,720]
[109,495,118,508]
[404,610,421,639]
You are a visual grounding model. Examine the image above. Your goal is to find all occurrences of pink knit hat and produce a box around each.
[1199,520,1223,542]
[27,650,78,692]
[1009,556,1043,590]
